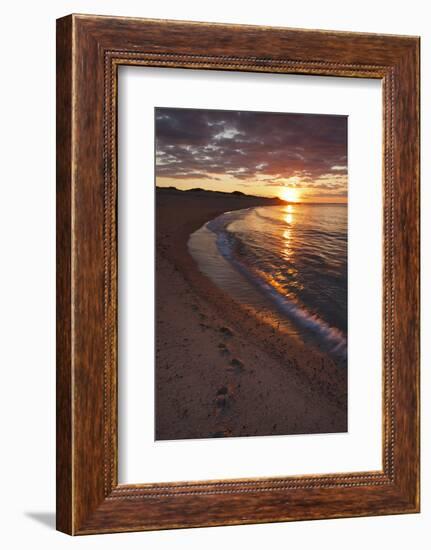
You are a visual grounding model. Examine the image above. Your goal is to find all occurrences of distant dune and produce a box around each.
[156,185,285,205]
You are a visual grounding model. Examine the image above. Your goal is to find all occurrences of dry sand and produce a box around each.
[155,188,347,440]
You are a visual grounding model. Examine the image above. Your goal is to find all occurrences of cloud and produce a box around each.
[155,108,347,195]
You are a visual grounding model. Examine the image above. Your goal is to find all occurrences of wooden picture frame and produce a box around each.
[56,14,420,535]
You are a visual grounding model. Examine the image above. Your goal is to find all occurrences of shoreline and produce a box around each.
[189,210,348,362]
[156,188,347,440]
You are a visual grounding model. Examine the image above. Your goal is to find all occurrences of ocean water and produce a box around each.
[188,204,347,359]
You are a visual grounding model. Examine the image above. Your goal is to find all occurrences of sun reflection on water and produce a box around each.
[282,205,295,259]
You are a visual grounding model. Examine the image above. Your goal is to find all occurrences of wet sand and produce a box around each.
[155,188,347,440]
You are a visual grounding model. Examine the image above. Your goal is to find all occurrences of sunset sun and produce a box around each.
[280,187,300,203]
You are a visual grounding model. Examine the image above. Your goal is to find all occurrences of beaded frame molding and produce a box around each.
[56,14,420,535]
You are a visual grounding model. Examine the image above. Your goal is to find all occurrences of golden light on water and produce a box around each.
[283,204,294,224]
[279,187,300,203]
[282,204,294,259]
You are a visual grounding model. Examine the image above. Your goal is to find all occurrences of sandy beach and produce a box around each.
[155,187,347,440]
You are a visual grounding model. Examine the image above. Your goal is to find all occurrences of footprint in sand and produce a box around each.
[228,357,245,374]
[217,342,230,356]
[219,326,234,338]
[209,429,233,438]
[215,386,229,411]
[209,431,227,438]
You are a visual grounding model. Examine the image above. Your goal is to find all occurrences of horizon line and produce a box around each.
[155,185,347,205]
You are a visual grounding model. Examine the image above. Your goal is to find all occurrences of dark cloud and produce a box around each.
[155,107,347,194]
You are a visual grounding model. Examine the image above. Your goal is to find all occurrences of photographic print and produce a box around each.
[155,107,348,441]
